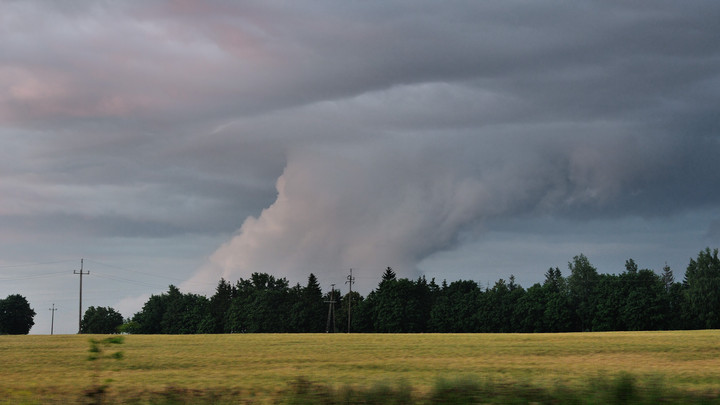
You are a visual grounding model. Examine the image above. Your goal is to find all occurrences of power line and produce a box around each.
[0,271,67,281]
[84,258,216,286]
[73,259,89,334]
[325,284,336,333]
[84,259,187,282]
[88,259,215,284]
[346,268,355,334]
[0,259,76,269]
[49,304,57,335]
[92,272,167,289]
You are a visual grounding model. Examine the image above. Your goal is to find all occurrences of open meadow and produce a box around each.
[1,331,720,404]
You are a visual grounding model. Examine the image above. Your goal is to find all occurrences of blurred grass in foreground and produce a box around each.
[282,374,720,405]
[1,331,719,403]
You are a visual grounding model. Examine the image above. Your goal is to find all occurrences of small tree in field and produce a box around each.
[0,294,36,335]
[81,306,124,334]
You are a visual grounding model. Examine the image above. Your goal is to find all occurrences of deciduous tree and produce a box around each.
[81,306,124,334]
[0,294,36,335]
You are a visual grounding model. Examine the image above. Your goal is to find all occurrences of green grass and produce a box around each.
[1,331,719,403]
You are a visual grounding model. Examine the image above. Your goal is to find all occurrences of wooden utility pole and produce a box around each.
[325,284,336,333]
[73,259,89,334]
[346,268,355,333]
[49,304,57,335]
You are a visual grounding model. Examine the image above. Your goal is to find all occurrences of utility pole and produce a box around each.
[73,258,89,334]
[346,268,355,333]
[49,304,57,335]
[325,284,336,333]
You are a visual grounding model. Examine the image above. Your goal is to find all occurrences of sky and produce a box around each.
[1,1,719,334]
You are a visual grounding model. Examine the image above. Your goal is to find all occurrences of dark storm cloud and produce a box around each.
[1,1,719,314]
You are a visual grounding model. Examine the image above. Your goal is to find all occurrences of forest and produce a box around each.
[107,248,720,334]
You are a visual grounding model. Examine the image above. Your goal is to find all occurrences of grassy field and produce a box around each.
[1,331,719,403]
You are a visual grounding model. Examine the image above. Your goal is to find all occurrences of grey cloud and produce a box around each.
[4,1,718,128]
[0,213,185,238]
[1,1,720,321]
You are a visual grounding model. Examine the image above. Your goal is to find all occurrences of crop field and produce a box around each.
[1,330,720,404]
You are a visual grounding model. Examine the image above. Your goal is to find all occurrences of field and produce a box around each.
[1,331,720,403]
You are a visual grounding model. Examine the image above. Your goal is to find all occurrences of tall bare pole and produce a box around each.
[73,259,89,334]
[49,304,57,335]
[346,268,355,333]
[325,284,336,333]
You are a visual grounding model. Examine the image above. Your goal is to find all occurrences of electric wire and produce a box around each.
[0,271,68,281]
[84,258,212,285]
[0,259,76,269]
[91,271,167,289]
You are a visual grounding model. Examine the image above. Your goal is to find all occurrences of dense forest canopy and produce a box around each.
[113,248,720,334]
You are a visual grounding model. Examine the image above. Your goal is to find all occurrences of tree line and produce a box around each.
[111,247,720,334]
[4,247,711,334]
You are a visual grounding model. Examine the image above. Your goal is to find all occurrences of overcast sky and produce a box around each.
[1,1,719,334]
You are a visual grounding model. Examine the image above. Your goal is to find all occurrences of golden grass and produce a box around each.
[1,331,719,402]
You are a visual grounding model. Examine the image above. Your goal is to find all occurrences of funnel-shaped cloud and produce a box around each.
[187,91,714,292]
[190,139,494,290]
